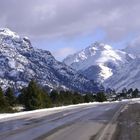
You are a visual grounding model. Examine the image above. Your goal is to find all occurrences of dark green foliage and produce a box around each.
[17,87,27,105]
[127,88,133,94]
[84,94,95,103]
[132,88,139,98]
[5,87,16,106]
[0,87,13,113]
[96,92,107,102]
[60,91,74,105]
[50,90,60,106]
[6,80,140,112]
[41,89,52,108]
[0,87,7,108]
[72,92,84,104]
[18,80,51,110]
[119,92,127,98]
[50,90,84,106]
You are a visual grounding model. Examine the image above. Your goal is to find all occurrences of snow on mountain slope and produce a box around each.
[63,42,133,82]
[0,28,102,93]
[104,37,140,91]
[104,58,140,91]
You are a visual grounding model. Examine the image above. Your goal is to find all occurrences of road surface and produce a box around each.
[112,102,140,140]
[0,102,127,140]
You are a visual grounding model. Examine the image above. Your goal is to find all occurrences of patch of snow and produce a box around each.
[99,64,113,80]
[0,102,111,121]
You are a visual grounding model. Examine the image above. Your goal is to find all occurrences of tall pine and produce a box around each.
[21,80,51,110]
[0,87,11,112]
[0,87,6,108]
[5,87,16,106]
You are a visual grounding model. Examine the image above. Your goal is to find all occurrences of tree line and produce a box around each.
[0,80,107,113]
[118,88,139,98]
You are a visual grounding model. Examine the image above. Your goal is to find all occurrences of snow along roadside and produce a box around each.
[0,102,111,121]
[0,98,140,122]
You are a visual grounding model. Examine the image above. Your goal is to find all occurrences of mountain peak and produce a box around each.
[0,28,33,49]
[0,28,102,93]
[64,42,133,82]
[89,42,112,50]
[0,28,19,38]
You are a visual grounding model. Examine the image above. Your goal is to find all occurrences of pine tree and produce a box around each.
[50,90,60,106]
[132,88,139,98]
[96,92,107,102]
[41,90,52,108]
[0,87,11,113]
[5,87,16,106]
[72,92,84,104]
[20,80,51,110]
[24,80,42,110]
[84,94,95,103]
[0,87,6,108]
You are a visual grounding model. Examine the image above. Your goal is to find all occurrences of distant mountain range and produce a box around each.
[64,41,140,91]
[104,58,140,91]
[0,28,140,92]
[0,28,103,93]
[63,42,134,87]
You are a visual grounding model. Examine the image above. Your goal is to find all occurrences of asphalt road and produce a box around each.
[0,102,126,140]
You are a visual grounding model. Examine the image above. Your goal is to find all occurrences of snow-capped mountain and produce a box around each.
[63,42,133,83]
[104,58,140,91]
[0,28,102,93]
[104,38,140,91]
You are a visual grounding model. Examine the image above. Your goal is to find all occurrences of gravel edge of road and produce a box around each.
[90,103,126,140]
[112,103,140,140]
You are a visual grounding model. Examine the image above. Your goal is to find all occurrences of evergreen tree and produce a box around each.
[0,87,7,108]
[0,87,12,113]
[5,87,16,106]
[72,92,84,104]
[50,90,60,106]
[96,92,107,102]
[84,94,95,103]
[127,88,133,94]
[60,91,73,105]
[120,88,127,98]
[40,89,52,108]
[132,88,139,98]
[17,87,27,105]
[20,80,51,110]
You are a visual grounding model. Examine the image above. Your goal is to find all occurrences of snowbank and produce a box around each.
[0,102,111,121]
[1,98,139,121]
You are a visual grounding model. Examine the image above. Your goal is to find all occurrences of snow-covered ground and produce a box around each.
[1,98,140,122]
[0,101,117,122]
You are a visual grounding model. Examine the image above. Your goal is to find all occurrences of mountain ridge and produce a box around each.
[0,28,103,93]
[63,42,134,83]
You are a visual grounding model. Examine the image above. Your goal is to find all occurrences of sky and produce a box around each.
[0,0,140,60]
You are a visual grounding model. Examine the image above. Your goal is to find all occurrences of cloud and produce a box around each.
[52,47,77,60]
[0,0,140,42]
[124,36,140,56]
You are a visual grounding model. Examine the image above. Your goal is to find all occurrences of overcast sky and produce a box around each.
[0,0,140,60]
